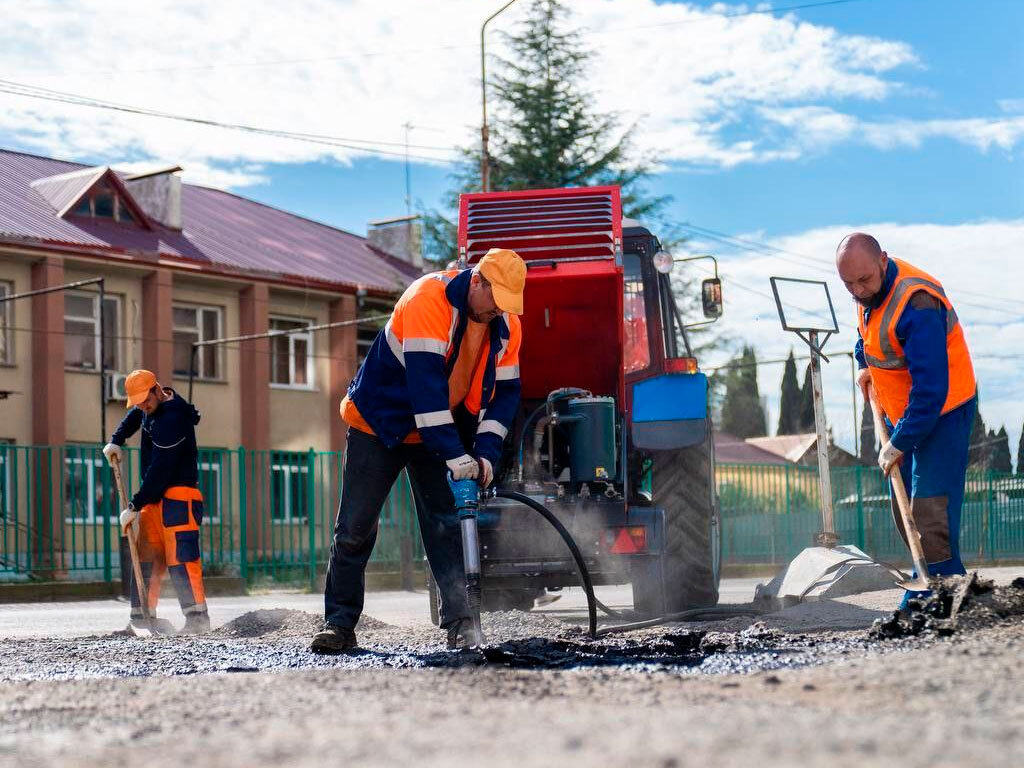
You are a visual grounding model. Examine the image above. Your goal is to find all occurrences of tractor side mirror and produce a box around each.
[701,278,723,318]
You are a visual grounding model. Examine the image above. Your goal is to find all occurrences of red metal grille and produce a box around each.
[458,186,621,263]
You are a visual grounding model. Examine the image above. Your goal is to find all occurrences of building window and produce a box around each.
[270,451,310,523]
[64,291,120,371]
[69,180,139,225]
[63,448,115,523]
[173,304,222,379]
[0,281,12,365]
[269,316,314,388]
[196,450,223,523]
[357,297,393,363]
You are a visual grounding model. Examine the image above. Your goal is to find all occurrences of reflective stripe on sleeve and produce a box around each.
[403,337,448,355]
[384,320,405,367]
[477,420,508,438]
[414,410,455,429]
[495,365,519,381]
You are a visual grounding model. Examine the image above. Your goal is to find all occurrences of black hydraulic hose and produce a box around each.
[491,490,766,640]
[494,489,599,639]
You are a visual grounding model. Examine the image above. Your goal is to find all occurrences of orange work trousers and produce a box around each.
[129,486,207,618]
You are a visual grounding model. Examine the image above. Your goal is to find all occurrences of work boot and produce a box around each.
[180,611,211,635]
[310,624,358,654]
[446,618,483,649]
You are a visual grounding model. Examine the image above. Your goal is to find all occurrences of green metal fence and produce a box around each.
[2,447,1022,587]
[0,444,422,588]
[718,463,1024,566]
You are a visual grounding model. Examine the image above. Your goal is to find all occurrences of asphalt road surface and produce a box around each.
[0,569,1021,768]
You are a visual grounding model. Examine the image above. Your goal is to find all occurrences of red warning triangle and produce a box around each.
[611,527,640,554]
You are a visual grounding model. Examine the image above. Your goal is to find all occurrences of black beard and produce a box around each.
[856,291,886,309]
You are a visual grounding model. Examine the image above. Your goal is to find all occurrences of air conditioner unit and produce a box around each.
[105,372,129,402]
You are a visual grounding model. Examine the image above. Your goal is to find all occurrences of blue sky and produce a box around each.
[230,0,1023,240]
[1,0,1022,453]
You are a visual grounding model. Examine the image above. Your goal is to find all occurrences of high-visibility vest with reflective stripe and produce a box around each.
[347,268,521,461]
[857,258,976,424]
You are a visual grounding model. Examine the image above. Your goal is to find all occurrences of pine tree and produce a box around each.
[991,426,1013,474]
[721,346,767,439]
[421,0,668,264]
[797,363,816,433]
[859,399,877,464]
[776,349,801,435]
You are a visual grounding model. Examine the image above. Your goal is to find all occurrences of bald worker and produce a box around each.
[836,233,977,608]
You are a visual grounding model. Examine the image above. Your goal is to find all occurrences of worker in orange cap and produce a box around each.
[312,248,526,654]
[102,369,208,634]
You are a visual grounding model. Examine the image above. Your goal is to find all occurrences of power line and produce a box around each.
[0,79,458,163]
[679,221,1024,319]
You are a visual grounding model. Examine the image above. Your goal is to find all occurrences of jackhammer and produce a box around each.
[448,473,485,647]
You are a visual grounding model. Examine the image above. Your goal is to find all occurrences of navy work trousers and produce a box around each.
[890,396,976,584]
[324,427,470,630]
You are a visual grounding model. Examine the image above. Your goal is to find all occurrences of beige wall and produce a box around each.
[64,261,145,444]
[267,290,332,451]
[0,248,360,453]
[0,254,32,444]
[171,278,242,450]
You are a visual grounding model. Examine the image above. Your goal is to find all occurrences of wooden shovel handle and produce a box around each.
[110,454,150,620]
[868,393,931,582]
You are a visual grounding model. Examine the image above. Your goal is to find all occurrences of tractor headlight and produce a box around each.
[653,250,674,274]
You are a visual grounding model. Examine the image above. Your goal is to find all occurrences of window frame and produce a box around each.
[0,281,12,365]
[622,252,652,375]
[63,452,116,524]
[172,303,224,381]
[196,451,223,524]
[269,451,311,524]
[357,297,393,364]
[268,315,316,390]
[68,182,140,226]
[63,290,121,372]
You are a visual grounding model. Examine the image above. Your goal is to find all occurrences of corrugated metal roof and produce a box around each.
[714,432,789,464]
[0,149,420,294]
[29,165,106,216]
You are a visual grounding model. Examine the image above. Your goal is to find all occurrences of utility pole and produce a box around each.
[403,121,412,217]
[480,0,519,192]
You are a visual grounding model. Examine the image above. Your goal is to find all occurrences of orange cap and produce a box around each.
[477,248,526,315]
[124,369,157,409]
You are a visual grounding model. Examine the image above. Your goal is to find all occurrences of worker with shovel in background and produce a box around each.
[311,248,526,654]
[836,233,977,610]
[102,369,209,634]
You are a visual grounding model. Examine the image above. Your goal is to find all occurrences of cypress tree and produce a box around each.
[991,426,1012,474]
[968,410,989,469]
[797,363,816,433]
[776,349,801,435]
[1017,422,1024,475]
[721,346,768,439]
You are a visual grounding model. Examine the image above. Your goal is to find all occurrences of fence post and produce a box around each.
[987,471,995,562]
[308,448,316,592]
[855,464,865,551]
[239,447,248,582]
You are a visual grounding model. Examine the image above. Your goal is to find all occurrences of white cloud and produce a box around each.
[760,106,1024,154]
[0,0,924,184]
[691,219,1024,459]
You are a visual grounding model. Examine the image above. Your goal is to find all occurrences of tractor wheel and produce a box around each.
[632,438,720,616]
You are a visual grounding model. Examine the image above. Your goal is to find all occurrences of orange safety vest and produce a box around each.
[857,258,976,424]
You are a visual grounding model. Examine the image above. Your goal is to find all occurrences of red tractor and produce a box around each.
[430,185,723,619]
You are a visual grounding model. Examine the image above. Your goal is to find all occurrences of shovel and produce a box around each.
[110,453,155,636]
[868,393,931,592]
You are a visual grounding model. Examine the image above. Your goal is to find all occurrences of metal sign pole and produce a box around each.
[808,330,837,548]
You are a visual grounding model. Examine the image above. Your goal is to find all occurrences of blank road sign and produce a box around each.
[770,277,839,334]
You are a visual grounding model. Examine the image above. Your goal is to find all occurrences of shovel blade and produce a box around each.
[898,576,931,592]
